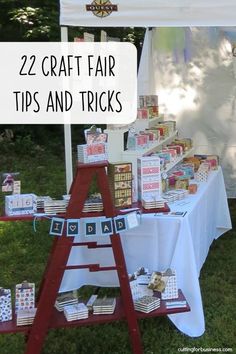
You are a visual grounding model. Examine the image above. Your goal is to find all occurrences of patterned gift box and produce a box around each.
[15,281,35,314]
[162,148,177,159]
[137,108,148,119]
[108,162,132,208]
[162,120,176,133]
[161,270,178,300]
[146,129,160,141]
[127,134,149,150]
[142,131,157,143]
[139,95,158,107]
[5,194,37,216]
[147,106,159,118]
[179,163,195,179]
[188,183,198,194]
[167,144,183,156]
[77,143,108,163]
[174,138,192,151]
[175,179,189,190]
[137,156,162,202]
[156,152,172,164]
[0,288,12,322]
[195,169,208,182]
[155,124,169,137]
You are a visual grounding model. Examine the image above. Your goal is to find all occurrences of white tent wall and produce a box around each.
[138,28,236,197]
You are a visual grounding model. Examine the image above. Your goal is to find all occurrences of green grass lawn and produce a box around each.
[0,138,235,354]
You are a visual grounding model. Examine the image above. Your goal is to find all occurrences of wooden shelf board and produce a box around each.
[0,290,190,334]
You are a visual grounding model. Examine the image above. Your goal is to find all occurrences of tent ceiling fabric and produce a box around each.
[60,0,236,27]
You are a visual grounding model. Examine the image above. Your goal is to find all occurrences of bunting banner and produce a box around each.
[49,211,140,237]
[49,217,65,236]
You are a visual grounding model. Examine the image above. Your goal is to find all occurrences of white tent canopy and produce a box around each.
[60,0,236,27]
[60,1,236,196]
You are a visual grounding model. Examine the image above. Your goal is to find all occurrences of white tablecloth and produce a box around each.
[60,167,232,337]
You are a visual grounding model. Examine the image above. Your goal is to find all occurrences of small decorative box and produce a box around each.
[0,288,12,322]
[127,134,149,150]
[162,148,177,159]
[15,281,35,313]
[162,120,176,133]
[155,124,169,137]
[167,144,183,156]
[188,184,198,194]
[108,162,132,208]
[146,129,160,141]
[175,179,189,190]
[5,194,37,216]
[161,270,178,300]
[137,108,148,119]
[137,156,162,202]
[195,169,208,182]
[139,95,158,107]
[147,106,159,118]
[156,152,172,164]
[77,143,108,163]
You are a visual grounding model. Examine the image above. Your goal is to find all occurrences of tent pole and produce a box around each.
[61,26,73,193]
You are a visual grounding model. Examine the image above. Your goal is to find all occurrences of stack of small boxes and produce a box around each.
[194,155,219,182]
[108,162,132,208]
[137,156,163,209]
[138,95,159,119]
[15,281,36,326]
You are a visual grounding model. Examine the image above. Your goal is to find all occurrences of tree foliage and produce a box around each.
[0,0,60,41]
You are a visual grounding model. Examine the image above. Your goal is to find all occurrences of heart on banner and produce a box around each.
[66,219,80,236]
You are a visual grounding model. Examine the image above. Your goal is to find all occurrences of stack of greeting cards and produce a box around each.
[92,297,116,315]
[64,303,88,322]
[130,279,153,301]
[36,196,52,211]
[86,294,98,312]
[82,194,104,213]
[134,296,160,313]
[16,308,37,326]
[44,200,67,215]
[142,197,166,210]
[55,291,78,312]
[165,300,187,309]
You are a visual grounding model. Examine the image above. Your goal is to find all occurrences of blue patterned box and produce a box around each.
[0,288,12,322]
[5,193,37,216]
